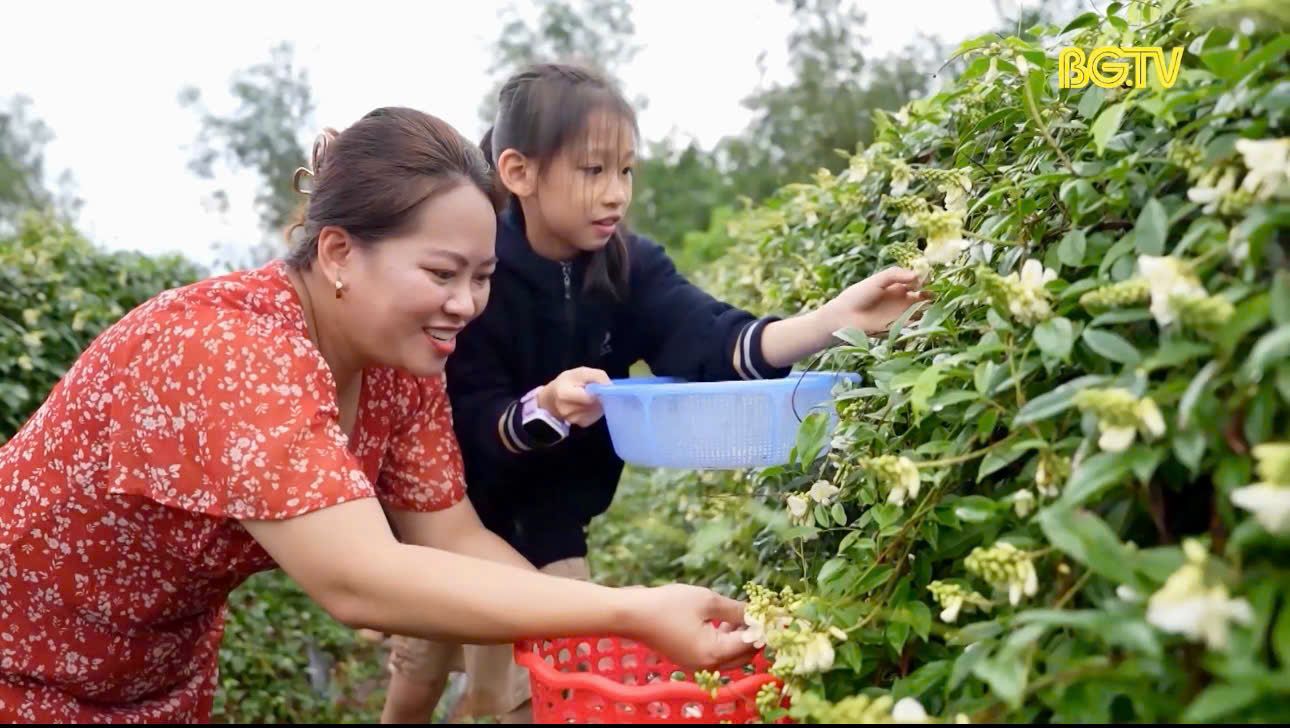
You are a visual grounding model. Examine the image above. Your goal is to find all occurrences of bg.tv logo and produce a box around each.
[1058,47,1184,89]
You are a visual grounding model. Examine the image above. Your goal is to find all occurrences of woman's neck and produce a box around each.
[289,266,364,394]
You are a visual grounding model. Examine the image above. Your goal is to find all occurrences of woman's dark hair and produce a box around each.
[481,63,637,302]
[285,106,503,270]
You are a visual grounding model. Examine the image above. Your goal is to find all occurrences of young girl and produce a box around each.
[379,65,927,723]
[0,106,753,723]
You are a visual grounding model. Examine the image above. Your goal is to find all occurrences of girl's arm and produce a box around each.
[760,268,929,369]
[241,497,753,669]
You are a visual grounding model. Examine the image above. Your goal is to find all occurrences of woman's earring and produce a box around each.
[335,278,344,299]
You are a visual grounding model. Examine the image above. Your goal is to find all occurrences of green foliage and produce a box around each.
[0,212,204,443]
[591,2,1290,722]
[212,571,388,723]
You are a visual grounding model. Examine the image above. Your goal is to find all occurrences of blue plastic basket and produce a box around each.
[586,371,861,470]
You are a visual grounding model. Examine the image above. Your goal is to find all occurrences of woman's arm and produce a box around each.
[241,497,752,670]
[384,498,535,573]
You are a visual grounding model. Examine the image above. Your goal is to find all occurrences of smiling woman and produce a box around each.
[0,106,755,724]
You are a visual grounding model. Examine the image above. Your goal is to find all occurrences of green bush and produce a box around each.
[0,212,206,442]
[590,1,1289,723]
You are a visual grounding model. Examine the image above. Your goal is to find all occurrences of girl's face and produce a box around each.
[338,183,498,378]
[530,110,637,258]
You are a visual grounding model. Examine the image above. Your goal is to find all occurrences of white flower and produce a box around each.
[890,161,913,195]
[1004,259,1058,324]
[892,697,929,723]
[1117,585,1143,603]
[1230,485,1290,533]
[809,480,841,505]
[1010,557,1039,606]
[787,493,809,519]
[1234,137,1289,200]
[797,632,836,675]
[1137,255,1207,328]
[925,234,971,264]
[1186,167,1237,214]
[1136,398,1166,438]
[1010,489,1037,517]
[1146,539,1254,651]
[1098,425,1135,452]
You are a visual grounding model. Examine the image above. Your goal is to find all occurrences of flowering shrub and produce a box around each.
[591,1,1289,722]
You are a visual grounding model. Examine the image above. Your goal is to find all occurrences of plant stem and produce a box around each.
[1021,69,1075,173]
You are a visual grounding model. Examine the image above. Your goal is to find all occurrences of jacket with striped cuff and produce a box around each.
[444,205,792,568]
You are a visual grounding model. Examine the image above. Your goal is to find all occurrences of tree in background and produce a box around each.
[179,41,315,269]
[0,95,82,232]
[478,0,643,129]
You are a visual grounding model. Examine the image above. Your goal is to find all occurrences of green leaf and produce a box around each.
[907,601,933,641]
[1039,505,1141,588]
[887,620,911,653]
[1013,610,1161,658]
[1077,86,1106,120]
[1182,682,1263,722]
[1091,102,1127,156]
[894,660,950,700]
[1061,11,1099,33]
[1272,271,1290,326]
[1034,317,1075,361]
[855,565,895,595]
[831,502,849,527]
[1200,48,1243,80]
[1013,374,1107,426]
[1058,229,1087,267]
[1134,198,1168,255]
[794,410,831,466]
[817,557,850,591]
[1142,339,1212,371]
[978,442,1031,482]
[1275,588,1290,667]
[952,495,1000,523]
[1218,293,1270,355]
[1179,360,1220,429]
[1082,328,1141,365]
[1240,325,1290,385]
[1172,428,1206,473]
[1060,451,1134,507]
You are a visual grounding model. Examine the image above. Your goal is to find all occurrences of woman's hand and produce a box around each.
[621,584,757,671]
[537,367,611,427]
[815,267,929,336]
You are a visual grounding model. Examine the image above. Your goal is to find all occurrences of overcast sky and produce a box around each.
[4,0,1053,269]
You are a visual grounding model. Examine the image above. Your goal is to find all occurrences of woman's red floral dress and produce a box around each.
[0,259,467,722]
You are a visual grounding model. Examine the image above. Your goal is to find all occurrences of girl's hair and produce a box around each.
[481,63,637,302]
[285,106,503,270]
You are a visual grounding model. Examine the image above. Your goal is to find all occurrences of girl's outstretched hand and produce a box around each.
[816,267,930,336]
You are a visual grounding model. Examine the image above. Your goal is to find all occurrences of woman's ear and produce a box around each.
[316,225,356,291]
[496,149,537,198]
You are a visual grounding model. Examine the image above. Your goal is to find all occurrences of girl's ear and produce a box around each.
[496,149,537,198]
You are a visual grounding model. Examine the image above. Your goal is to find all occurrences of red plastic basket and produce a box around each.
[514,632,792,724]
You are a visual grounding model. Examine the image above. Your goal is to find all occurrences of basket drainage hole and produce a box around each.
[683,702,704,719]
[576,641,592,656]
[597,638,615,652]
[621,654,638,669]
[646,701,670,719]
[598,657,615,672]
[557,648,571,663]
